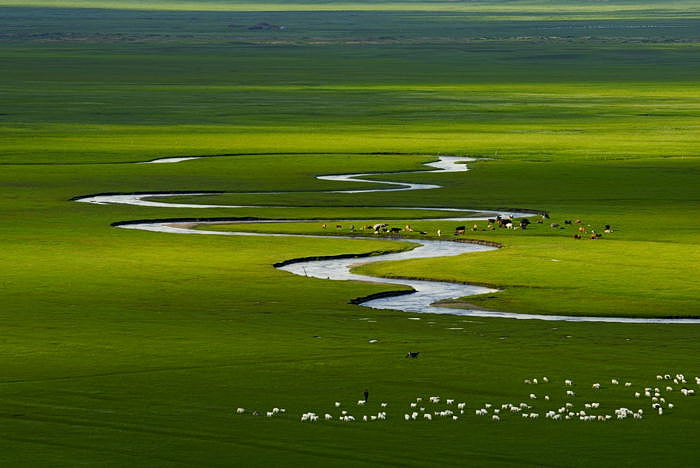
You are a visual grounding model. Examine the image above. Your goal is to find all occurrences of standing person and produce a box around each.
[363,389,369,403]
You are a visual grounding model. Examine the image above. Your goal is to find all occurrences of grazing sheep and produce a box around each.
[565,379,573,386]
[492,415,500,421]
[236,408,245,414]
[592,383,601,389]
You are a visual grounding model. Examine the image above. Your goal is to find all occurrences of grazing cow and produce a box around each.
[487,218,496,224]
[454,225,466,235]
[389,227,402,234]
[406,352,420,359]
[573,234,581,239]
[564,220,572,224]
[336,224,342,230]
[322,224,327,229]
[404,224,414,232]
[575,219,582,224]
[578,226,586,233]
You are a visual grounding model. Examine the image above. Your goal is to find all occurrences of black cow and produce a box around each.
[406,352,420,359]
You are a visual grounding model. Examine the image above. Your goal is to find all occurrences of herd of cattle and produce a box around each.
[322,215,613,240]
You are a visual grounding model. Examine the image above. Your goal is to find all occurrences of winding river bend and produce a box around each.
[76,155,699,324]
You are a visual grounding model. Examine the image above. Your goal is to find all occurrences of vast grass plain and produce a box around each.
[1,1,699,466]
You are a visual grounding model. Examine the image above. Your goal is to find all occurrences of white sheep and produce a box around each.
[357,400,365,406]
[492,415,500,421]
[335,402,341,407]
[236,408,245,414]
[424,413,432,420]
[565,379,573,386]
[325,414,333,420]
[611,379,619,385]
[592,383,601,390]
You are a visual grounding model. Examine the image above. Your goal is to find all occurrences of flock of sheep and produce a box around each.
[234,373,697,424]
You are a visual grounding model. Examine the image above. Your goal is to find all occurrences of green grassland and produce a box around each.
[1,2,699,467]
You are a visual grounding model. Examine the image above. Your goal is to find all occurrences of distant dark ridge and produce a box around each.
[110,216,262,227]
[70,191,225,201]
[2,151,424,166]
[349,289,416,305]
[273,248,410,269]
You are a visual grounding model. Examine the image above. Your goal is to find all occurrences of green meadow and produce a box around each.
[0,2,699,466]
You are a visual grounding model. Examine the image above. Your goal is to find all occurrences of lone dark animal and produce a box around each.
[406,352,420,359]
[389,227,402,233]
